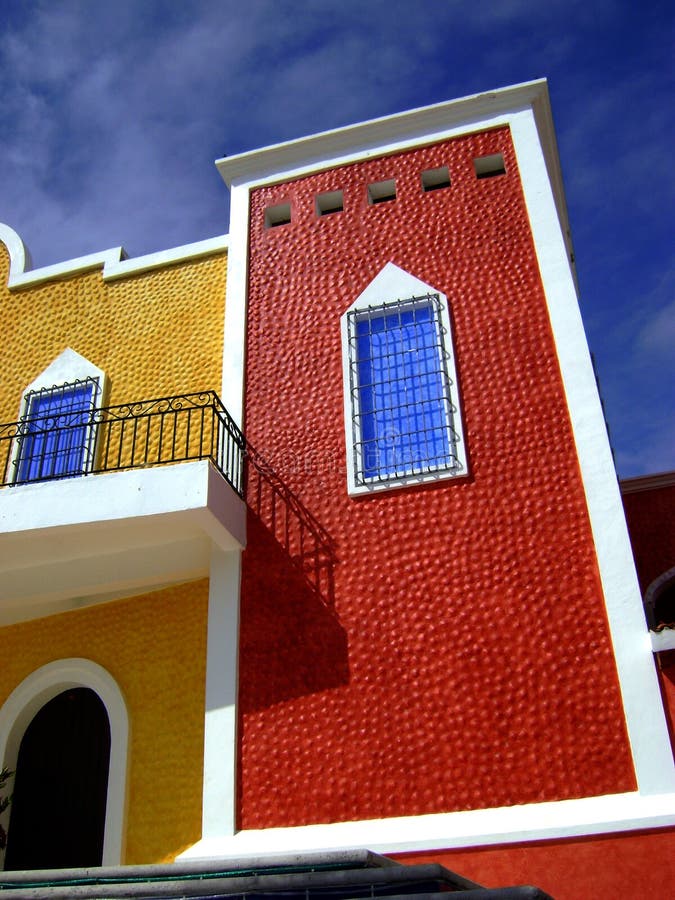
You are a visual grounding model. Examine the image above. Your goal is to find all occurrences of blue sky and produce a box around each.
[0,0,672,477]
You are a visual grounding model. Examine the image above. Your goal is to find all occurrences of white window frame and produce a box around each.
[341,263,467,495]
[9,349,108,485]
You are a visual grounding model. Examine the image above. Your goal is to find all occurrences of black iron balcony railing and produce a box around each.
[0,391,245,497]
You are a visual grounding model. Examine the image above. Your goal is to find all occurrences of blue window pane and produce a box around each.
[356,303,452,479]
[17,384,94,482]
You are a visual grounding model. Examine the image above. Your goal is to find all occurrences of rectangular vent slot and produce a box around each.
[474,154,506,179]
[421,166,451,192]
[265,202,292,228]
[316,190,344,216]
[368,179,396,205]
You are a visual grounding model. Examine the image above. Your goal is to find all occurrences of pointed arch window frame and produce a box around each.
[341,263,468,495]
[10,349,108,485]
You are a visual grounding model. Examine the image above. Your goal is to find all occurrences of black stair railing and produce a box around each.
[0,391,245,497]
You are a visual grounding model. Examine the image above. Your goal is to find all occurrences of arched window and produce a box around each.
[645,566,675,631]
[0,659,128,868]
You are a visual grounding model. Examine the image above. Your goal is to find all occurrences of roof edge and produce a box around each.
[0,222,32,280]
[620,471,675,494]
[215,79,549,186]
[0,222,228,290]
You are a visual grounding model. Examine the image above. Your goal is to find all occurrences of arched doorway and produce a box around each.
[645,566,675,631]
[4,688,110,870]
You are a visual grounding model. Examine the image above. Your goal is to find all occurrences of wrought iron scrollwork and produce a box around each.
[0,390,245,496]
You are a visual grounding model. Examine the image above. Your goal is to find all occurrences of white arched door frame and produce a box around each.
[0,658,129,866]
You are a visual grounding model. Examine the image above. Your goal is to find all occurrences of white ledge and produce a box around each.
[216,80,549,186]
[0,460,245,624]
[178,791,675,861]
[651,629,675,652]
[0,222,228,289]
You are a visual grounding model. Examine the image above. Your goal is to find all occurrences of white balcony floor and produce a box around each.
[0,460,246,624]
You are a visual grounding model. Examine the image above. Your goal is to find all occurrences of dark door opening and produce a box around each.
[4,687,111,870]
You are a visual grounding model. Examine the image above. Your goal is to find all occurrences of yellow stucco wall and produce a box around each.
[0,244,227,423]
[0,580,208,864]
[0,235,228,862]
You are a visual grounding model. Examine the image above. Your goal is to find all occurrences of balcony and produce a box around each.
[0,392,247,624]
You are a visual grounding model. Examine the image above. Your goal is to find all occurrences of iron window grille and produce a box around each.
[1,390,246,497]
[346,293,462,487]
[14,378,101,483]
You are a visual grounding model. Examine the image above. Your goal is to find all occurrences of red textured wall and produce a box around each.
[622,483,675,591]
[238,127,635,830]
[393,828,675,900]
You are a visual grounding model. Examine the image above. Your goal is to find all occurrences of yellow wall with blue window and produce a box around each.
[0,245,227,422]
[0,240,228,862]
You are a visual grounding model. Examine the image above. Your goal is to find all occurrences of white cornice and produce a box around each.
[102,234,229,281]
[214,79,575,283]
[215,79,549,187]
[0,223,228,290]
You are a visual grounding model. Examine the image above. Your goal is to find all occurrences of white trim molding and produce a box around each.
[178,790,675,861]
[0,658,129,866]
[219,81,572,440]
[0,221,227,290]
[19,348,107,407]
[0,223,32,280]
[507,108,675,798]
[7,349,109,487]
[201,548,242,841]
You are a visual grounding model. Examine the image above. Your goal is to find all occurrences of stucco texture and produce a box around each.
[240,126,636,829]
[394,829,675,900]
[0,580,208,864]
[0,247,227,424]
[622,483,675,592]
